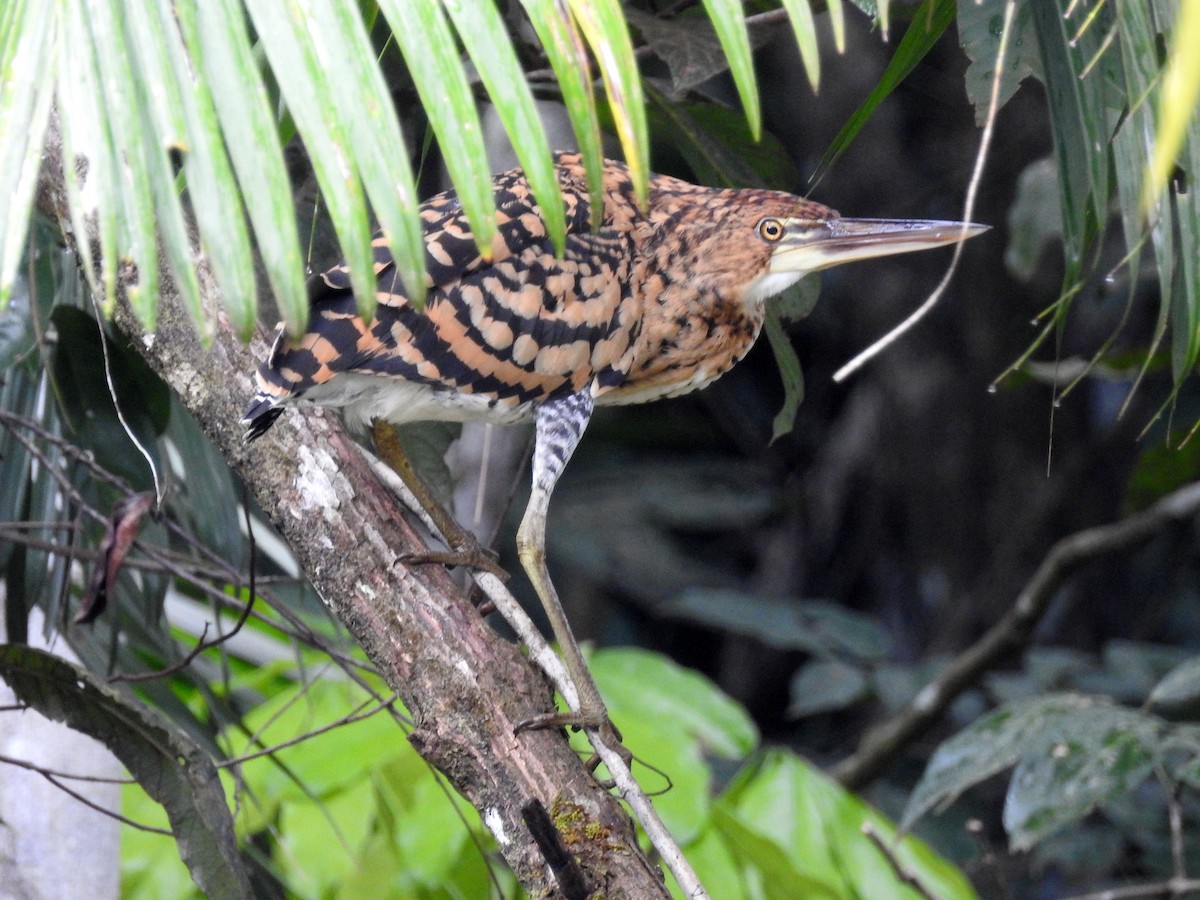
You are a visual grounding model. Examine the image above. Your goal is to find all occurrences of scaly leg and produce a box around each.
[371,420,507,580]
[514,392,619,746]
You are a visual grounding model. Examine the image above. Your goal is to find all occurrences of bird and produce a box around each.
[243,151,987,740]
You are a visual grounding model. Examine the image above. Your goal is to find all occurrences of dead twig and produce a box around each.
[834,481,1200,788]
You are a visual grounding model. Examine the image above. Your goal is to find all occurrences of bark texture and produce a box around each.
[36,133,668,897]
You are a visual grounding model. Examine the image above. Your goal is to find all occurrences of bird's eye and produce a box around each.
[757,218,785,242]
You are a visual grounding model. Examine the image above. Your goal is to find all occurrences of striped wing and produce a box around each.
[244,156,641,437]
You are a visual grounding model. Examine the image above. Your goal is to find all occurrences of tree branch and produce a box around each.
[36,126,669,897]
[833,481,1200,789]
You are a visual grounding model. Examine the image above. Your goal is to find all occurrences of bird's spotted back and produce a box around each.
[247,155,655,433]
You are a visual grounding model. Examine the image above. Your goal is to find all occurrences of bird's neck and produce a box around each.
[606,260,765,404]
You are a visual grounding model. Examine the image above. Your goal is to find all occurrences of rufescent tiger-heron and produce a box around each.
[244,152,987,743]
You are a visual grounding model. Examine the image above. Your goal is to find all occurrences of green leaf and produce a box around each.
[57,0,117,308]
[515,0,606,228]
[568,0,649,207]
[0,0,56,310]
[155,0,259,339]
[763,303,805,443]
[580,648,757,843]
[813,0,955,185]
[0,644,253,898]
[1028,0,1111,283]
[300,0,426,316]
[646,89,798,189]
[903,693,1159,836]
[665,591,893,661]
[242,0,375,326]
[50,306,168,488]
[378,0,497,261]
[192,0,307,334]
[956,0,1039,126]
[697,0,759,137]
[787,659,869,718]
[779,0,822,91]
[1004,158,1062,282]
[709,804,841,900]
[122,0,206,336]
[442,0,566,257]
[1148,657,1200,718]
[0,272,33,371]
[1004,717,1158,850]
[1145,0,1200,206]
[722,750,976,899]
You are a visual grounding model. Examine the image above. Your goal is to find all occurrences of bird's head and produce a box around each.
[662,189,989,306]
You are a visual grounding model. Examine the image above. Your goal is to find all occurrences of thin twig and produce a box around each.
[833,0,1015,383]
[41,771,173,835]
[217,697,397,767]
[0,752,134,784]
[1059,879,1200,900]
[861,822,938,900]
[834,480,1200,788]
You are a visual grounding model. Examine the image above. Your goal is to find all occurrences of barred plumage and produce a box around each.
[243,152,986,740]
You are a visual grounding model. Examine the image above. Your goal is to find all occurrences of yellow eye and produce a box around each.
[757,218,785,242]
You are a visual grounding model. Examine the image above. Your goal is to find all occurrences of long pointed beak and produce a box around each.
[770,218,989,274]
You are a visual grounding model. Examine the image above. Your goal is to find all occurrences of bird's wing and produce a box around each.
[246,158,640,430]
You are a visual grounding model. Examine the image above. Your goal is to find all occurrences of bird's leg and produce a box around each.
[513,392,622,751]
[371,420,507,580]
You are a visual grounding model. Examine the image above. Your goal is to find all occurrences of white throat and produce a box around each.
[740,270,805,305]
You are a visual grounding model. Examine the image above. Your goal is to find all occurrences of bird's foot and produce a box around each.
[400,543,509,581]
[515,709,632,772]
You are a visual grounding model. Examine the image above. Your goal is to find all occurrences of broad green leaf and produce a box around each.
[674,824,752,900]
[1148,657,1200,719]
[709,805,840,900]
[813,0,955,185]
[787,659,869,718]
[242,0,375,326]
[957,0,1039,126]
[1004,158,1063,282]
[515,0,606,228]
[156,0,258,338]
[646,88,798,189]
[903,693,1157,833]
[372,746,480,888]
[568,0,649,208]
[1004,715,1159,850]
[723,750,976,899]
[0,0,55,310]
[194,0,307,335]
[302,0,426,316]
[764,302,805,442]
[665,591,892,660]
[0,272,33,371]
[50,306,168,488]
[378,0,497,260]
[0,644,253,899]
[442,0,566,256]
[578,648,757,844]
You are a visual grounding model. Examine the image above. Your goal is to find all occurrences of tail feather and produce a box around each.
[242,392,285,442]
